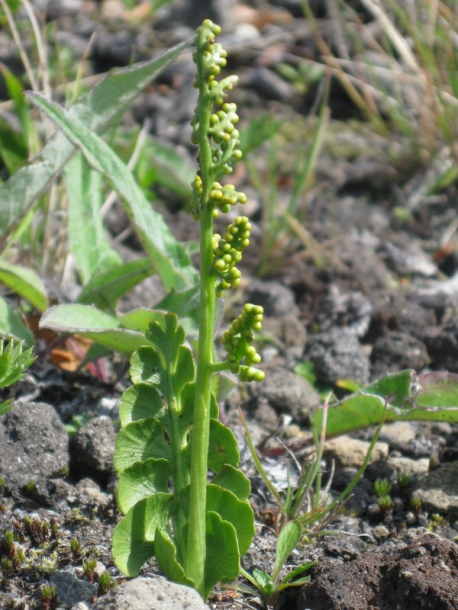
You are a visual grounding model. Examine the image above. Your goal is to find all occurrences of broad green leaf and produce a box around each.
[0,40,191,246]
[130,346,165,389]
[204,511,240,599]
[272,520,302,582]
[117,458,172,514]
[40,304,149,353]
[0,260,48,312]
[118,383,165,427]
[29,92,198,292]
[114,417,172,473]
[0,297,34,344]
[112,493,174,576]
[65,153,121,284]
[154,527,194,588]
[207,484,254,555]
[117,308,168,334]
[207,419,240,471]
[211,465,251,501]
[314,369,458,438]
[78,258,154,309]
[252,569,272,589]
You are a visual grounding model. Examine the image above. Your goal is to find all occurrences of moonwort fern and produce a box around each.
[112,21,265,600]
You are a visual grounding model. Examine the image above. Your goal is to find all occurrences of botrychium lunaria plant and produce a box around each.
[112,20,265,600]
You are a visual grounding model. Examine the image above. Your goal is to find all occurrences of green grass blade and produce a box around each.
[29,92,198,292]
[0,39,191,247]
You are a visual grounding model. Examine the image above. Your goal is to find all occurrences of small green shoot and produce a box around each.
[239,520,315,607]
[0,339,35,416]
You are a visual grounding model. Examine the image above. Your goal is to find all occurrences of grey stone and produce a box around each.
[304,328,370,385]
[83,576,210,609]
[69,416,115,485]
[0,402,68,495]
[370,331,429,379]
[244,279,299,317]
[253,367,321,423]
[324,436,389,468]
[51,570,96,607]
[386,456,429,480]
[411,461,458,519]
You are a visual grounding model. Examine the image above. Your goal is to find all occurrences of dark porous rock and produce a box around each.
[370,331,429,380]
[316,286,373,337]
[304,328,370,385]
[250,367,321,423]
[421,316,458,372]
[86,575,210,609]
[244,279,299,317]
[411,461,458,520]
[69,416,116,486]
[0,402,68,496]
[297,533,458,610]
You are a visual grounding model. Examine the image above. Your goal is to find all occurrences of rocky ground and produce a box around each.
[1,1,458,608]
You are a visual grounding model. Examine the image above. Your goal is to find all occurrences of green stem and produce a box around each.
[186,78,216,595]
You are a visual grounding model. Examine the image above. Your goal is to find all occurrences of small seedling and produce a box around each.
[1,531,15,558]
[239,521,316,607]
[70,538,81,558]
[0,476,4,494]
[374,478,391,498]
[0,340,35,417]
[40,584,58,610]
[25,480,37,496]
[12,546,25,571]
[83,557,97,583]
[397,473,412,489]
[97,570,112,596]
[378,495,394,514]
[410,495,422,514]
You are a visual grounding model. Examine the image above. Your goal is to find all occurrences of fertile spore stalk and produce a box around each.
[187,19,265,593]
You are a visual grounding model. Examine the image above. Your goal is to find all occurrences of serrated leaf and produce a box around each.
[0,40,191,246]
[204,511,240,599]
[114,417,172,473]
[117,458,172,514]
[207,484,254,555]
[118,383,165,427]
[112,493,174,576]
[28,92,198,292]
[77,258,153,309]
[208,418,240,472]
[65,153,122,284]
[145,313,185,366]
[0,341,35,388]
[211,465,251,501]
[0,259,48,312]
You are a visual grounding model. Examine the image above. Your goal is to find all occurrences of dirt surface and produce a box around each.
[1,1,458,609]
